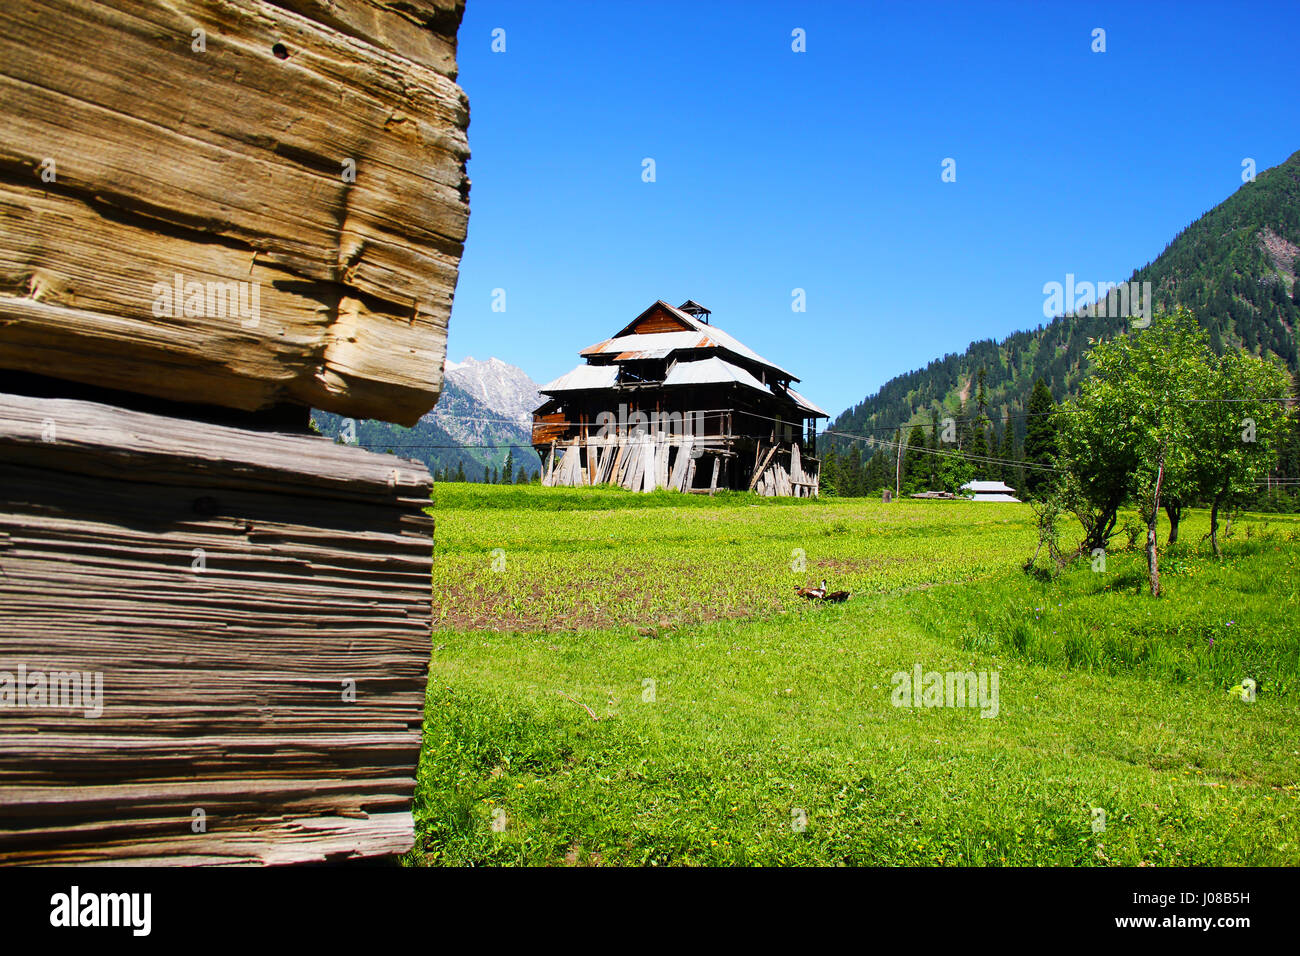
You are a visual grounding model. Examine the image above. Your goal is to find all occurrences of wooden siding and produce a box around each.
[0,392,434,864]
[0,0,469,427]
[628,305,693,335]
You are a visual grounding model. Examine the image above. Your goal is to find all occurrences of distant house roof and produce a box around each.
[960,480,1020,502]
[963,480,1017,494]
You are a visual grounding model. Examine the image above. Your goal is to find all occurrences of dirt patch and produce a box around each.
[563,842,603,866]
[434,580,756,633]
[1260,227,1299,285]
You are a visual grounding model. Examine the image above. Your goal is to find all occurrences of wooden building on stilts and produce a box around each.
[533,300,828,496]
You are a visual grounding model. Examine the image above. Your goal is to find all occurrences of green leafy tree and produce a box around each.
[997,420,1018,488]
[1060,373,1136,553]
[903,423,929,493]
[867,447,891,494]
[956,398,974,450]
[821,445,841,496]
[1192,350,1292,555]
[840,446,861,496]
[1261,369,1300,509]
[933,447,975,496]
[1022,378,1059,498]
[966,368,992,477]
[1061,310,1211,595]
[968,425,990,477]
[1126,313,1215,595]
[503,449,514,484]
[928,407,942,488]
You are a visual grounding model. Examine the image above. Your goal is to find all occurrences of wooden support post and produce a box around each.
[749,445,777,491]
[544,441,557,486]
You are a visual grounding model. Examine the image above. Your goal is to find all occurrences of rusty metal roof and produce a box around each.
[587,301,798,381]
[658,302,797,380]
[579,330,715,360]
[538,363,619,393]
[662,356,770,393]
[783,385,829,418]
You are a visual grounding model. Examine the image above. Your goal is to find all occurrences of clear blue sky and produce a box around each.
[446,0,1299,418]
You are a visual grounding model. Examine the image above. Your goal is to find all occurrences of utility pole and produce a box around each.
[895,427,902,501]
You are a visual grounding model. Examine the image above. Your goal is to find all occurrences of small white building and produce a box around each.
[961,480,1021,502]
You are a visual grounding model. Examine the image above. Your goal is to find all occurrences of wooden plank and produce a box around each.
[641,437,656,493]
[0,392,433,865]
[0,0,470,426]
[670,439,693,491]
[749,445,777,491]
[627,440,646,492]
[601,436,617,484]
[612,442,626,488]
[541,444,556,486]
[272,0,463,76]
[561,441,580,487]
[594,437,609,485]
[619,442,638,490]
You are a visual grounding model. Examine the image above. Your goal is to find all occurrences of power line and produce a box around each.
[818,427,1066,473]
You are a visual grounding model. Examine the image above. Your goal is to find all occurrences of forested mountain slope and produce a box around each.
[829,150,1300,452]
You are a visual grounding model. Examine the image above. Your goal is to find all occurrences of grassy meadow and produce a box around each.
[408,484,1300,866]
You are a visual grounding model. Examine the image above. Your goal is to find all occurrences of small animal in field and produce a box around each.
[794,580,850,603]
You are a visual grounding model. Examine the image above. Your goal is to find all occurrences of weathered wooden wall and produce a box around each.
[0,0,467,864]
[541,434,819,496]
[0,393,434,864]
[0,0,469,426]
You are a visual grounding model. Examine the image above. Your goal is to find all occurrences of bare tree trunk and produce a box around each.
[1146,454,1165,597]
[894,428,902,501]
[1080,501,1120,554]
[1210,493,1222,558]
[1164,501,1181,545]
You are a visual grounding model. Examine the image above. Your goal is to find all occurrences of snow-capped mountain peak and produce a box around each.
[441,355,541,428]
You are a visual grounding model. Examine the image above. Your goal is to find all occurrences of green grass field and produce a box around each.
[408,484,1300,866]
